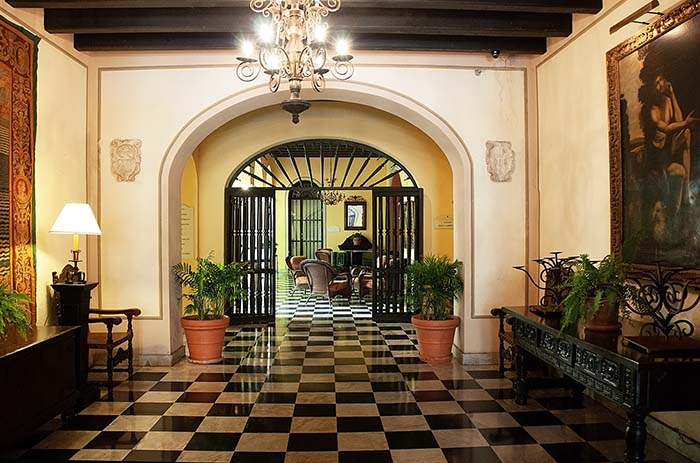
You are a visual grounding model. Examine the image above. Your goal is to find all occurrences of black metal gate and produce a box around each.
[288,186,324,259]
[372,187,423,321]
[224,187,276,324]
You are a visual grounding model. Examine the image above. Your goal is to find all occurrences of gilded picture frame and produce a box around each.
[608,0,700,275]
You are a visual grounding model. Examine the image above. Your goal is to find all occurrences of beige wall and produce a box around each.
[0,7,89,326]
[535,0,700,455]
[193,102,453,266]
[95,54,529,359]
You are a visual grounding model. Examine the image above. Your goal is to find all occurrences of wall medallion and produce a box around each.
[110,139,142,182]
[485,140,515,183]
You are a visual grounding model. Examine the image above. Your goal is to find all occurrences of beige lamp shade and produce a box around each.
[50,203,102,235]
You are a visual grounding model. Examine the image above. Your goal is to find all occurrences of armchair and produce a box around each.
[315,248,333,264]
[301,259,352,305]
[285,255,309,296]
[87,307,141,400]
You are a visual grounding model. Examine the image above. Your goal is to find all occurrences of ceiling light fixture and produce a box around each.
[320,190,345,206]
[236,0,354,124]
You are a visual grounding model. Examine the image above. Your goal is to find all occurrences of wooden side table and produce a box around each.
[51,282,100,409]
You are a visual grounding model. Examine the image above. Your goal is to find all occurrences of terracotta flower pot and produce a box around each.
[412,314,460,363]
[585,299,621,332]
[181,315,230,364]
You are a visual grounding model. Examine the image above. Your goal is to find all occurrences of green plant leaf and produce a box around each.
[172,252,250,320]
[0,282,31,338]
[405,255,463,321]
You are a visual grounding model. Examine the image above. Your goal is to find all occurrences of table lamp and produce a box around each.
[50,203,101,283]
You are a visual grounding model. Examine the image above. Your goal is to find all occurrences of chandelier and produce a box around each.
[235,0,354,124]
[320,189,345,206]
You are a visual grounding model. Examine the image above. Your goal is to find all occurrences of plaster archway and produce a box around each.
[159,80,480,358]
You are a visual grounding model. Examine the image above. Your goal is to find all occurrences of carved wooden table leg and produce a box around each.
[513,346,528,405]
[625,409,647,463]
[570,379,585,406]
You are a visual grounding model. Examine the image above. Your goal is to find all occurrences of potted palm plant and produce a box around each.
[406,255,464,363]
[0,283,31,339]
[172,254,248,364]
[560,254,633,334]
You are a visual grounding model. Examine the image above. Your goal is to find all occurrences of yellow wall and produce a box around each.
[193,102,454,265]
[324,190,373,250]
[179,155,198,313]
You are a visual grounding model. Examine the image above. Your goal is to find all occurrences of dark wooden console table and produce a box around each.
[0,326,81,447]
[500,305,700,463]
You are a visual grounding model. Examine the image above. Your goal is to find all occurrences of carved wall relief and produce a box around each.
[485,140,515,183]
[110,139,142,182]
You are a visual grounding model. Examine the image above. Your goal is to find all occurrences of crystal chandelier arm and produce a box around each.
[331,57,354,80]
[250,0,281,16]
[312,71,326,92]
[236,57,261,82]
[269,71,281,93]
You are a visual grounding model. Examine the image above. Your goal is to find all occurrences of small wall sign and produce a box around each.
[434,214,453,229]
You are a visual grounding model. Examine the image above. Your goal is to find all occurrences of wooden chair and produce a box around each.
[301,259,352,305]
[87,308,141,400]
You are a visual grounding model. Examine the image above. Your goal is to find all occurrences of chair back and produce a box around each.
[301,259,336,295]
[316,248,332,263]
[286,255,306,271]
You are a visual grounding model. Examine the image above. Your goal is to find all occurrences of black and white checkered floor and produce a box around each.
[1,274,692,462]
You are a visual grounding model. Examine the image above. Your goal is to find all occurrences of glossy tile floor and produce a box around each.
[2,276,692,463]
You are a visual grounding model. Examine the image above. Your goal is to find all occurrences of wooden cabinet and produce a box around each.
[0,326,80,447]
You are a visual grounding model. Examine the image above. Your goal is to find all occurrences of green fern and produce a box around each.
[0,283,31,338]
[172,253,249,320]
[405,255,464,320]
[560,254,631,334]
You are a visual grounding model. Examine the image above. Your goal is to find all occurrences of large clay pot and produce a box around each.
[412,314,460,363]
[181,315,230,364]
[585,299,621,332]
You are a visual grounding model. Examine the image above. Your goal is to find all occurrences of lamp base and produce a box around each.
[52,264,86,284]
[52,249,86,284]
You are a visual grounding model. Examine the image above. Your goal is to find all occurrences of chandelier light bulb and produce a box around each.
[267,53,281,70]
[257,22,275,44]
[335,38,351,57]
[241,40,255,59]
[314,24,327,43]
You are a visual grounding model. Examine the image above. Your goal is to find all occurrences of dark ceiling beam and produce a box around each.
[73,32,548,54]
[9,0,602,14]
[44,8,572,37]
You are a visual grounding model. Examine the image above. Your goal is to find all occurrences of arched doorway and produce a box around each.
[160,82,474,357]
[224,138,424,323]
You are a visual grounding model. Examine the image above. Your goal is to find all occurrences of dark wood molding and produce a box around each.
[10,0,602,14]
[44,7,572,37]
[74,32,547,53]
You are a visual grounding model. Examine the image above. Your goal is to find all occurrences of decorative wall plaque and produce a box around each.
[110,139,142,182]
[485,140,515,183]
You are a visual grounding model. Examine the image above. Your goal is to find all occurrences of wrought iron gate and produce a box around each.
[225,188,276,324]
[372,188,423,321]
[288,185,324,259]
